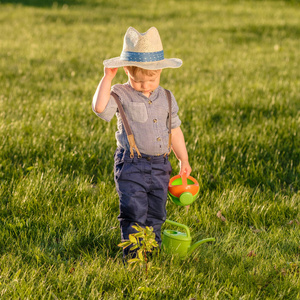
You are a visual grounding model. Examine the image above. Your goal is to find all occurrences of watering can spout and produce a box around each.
[187,238,216,255]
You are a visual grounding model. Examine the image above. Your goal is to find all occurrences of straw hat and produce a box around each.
[103,27,182,70]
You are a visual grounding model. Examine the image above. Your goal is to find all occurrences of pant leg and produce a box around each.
[146,158,172,245]
[114,149,148,241]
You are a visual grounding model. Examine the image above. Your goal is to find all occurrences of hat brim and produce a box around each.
[103,57,182,70]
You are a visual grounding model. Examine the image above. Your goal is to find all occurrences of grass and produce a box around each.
[0,0,299,299]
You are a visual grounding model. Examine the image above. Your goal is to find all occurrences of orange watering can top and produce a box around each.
[168,172,199,198]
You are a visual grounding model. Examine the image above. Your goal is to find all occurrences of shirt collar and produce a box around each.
[126,81,159,100]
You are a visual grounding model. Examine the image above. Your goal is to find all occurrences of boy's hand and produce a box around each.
[179,160,192,177]
[104,67,118,80]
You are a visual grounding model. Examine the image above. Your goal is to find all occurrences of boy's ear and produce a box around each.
[123,67,128,75]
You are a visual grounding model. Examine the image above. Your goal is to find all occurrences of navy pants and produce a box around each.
[114,148,172,255]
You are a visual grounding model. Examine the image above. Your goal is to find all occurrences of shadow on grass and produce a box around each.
[0,0,83,6]
[0,0,115,7]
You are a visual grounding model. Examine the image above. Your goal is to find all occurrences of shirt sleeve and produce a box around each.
[92,91,118,122]
[169,91,182,129]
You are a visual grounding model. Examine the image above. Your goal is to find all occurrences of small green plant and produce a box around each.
[118,224,159,277]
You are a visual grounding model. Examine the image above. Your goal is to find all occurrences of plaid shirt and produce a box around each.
[92,82,181,156]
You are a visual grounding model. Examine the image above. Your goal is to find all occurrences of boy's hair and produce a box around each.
[125,66,161,77]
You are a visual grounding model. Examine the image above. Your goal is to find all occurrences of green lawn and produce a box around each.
[0,0,299,299]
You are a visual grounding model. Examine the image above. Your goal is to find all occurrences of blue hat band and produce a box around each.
[120,50,164,62]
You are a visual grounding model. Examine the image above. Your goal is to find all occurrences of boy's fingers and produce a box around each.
[182,168,192,177]
[180,169,191,177]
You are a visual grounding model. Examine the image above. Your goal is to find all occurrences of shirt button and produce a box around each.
[148,100,152,104]
[153,119,157,123]
[157,137,161,141]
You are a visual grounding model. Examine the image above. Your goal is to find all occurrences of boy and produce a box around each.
[92,27,191,256]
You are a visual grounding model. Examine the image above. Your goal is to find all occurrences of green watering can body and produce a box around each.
[162,219,215,258]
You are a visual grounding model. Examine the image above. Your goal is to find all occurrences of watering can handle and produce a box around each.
[181,172,188,187]
[165,219,191,238]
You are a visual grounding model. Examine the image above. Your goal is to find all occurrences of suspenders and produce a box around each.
[110,90,172,158]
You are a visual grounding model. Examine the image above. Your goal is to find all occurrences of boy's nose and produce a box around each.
[141,82,149,89]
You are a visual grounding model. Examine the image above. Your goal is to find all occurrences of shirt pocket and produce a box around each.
[124,102,148,123]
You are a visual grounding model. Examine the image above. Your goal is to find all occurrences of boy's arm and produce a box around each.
[93,67,118,113]
[171,127,192,176]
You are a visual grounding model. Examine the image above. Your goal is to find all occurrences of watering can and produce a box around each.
[168,173,200,206]
[162,219,215,258]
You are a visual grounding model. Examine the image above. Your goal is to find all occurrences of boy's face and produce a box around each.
[125,68,162,98]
